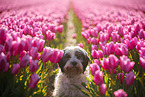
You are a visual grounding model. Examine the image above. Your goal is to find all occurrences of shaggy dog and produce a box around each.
[53,46,90,97]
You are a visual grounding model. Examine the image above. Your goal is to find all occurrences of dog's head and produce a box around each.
[58,46,90,77]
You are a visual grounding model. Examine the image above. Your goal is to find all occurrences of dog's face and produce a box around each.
[58,46,90,77]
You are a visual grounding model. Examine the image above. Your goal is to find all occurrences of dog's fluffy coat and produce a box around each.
[53,46,90,97]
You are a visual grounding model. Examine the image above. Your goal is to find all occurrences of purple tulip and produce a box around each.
[20,55,30,68]
[99,84,107,95]
[126,71,136,86]
[118,73,124,83]
[140,57,145,70]
[28,73,40,89]
[91,50,103,59]
[11,63,20,75]
[30,47,38,60]
[120,55,135,73]
[93,70,104,85]
[90,63,100,76]
[41,47,54,62]
[0,45,4,53]
[0,53,9,72]
[29,59,39,72]
[138,30,145,39]
[114,89,127,97]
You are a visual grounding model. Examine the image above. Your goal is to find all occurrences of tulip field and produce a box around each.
[0,0,145,97]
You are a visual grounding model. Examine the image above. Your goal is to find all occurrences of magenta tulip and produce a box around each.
[126,71,136,86]
[90,63,100,76]
[101,58,109,70]
[109,54,119,69]
[57,25,64,33]
[29,59,39,72]
[77,43,83,48]
[99,84,107,95]
[139,57,145,70]
[30,47,38,60]
[91,45,98,50]
[114,89,127,97]
[28,73,40,89]
[11,64,20,75]
[93,70,104,85]
[20,55,30,68]
[120,55,135,73]
[0,28,7,44]
[0,53,9,72]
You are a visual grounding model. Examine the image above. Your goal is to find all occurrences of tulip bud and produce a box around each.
[28,73,40,89]
[57,25,64,33]
[114,89,127,97]
[77,43,83,48]
[93,70,104,85]
[30,47,38,60]
[126,71,136,86]
[101,58,109,70]
[99,84,107,95]
[11,63,20,75]
[109,54,119,69]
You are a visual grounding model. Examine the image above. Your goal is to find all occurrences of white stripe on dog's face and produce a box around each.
[58,46,90,76]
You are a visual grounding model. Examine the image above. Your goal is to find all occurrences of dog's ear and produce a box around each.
[82,54,90,72]
[58,49,66,73]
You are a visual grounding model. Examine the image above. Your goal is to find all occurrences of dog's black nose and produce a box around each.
[71,61,77,66]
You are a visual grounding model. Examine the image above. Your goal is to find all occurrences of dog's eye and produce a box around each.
[75,53,83,60]
[64,54,71,59]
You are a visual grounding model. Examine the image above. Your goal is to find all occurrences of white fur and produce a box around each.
[53,46,90,97]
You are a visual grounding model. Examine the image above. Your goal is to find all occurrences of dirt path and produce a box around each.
[64,9,77,47]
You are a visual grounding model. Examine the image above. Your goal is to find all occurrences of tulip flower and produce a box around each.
[0,28,7,44]
[117,26,124,37]
[11,64,20,75]
[45,30,55,40]
[91,37,99,45]
[139,47,145,58]
[0,45,3,53]
[81,31,90,39]
[93,70,104,85]
[114,89,127,97]
[109,54,119,69]
[118,73,124,83]
[20,55,30,68]
[91,45,98,50]
[50,49,64,63]
[29,59,39,72]
[57,25,64,33]
[77,43,83,48]
[126,71,136,86]
[101,58,109,70]
[30,47,38,60]
[120,55,135,73]
[28,73,40,89]
[72,33,77,39]
[0,53,9,72]
[91,50,103,59]
[99,84,107,95]
[90,63,100,76]
[139,57,145,70]
[111,32,119,42]
[41,47,54,62]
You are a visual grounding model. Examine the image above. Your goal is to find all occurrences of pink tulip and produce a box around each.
[114,89,127,97]
[24,35,32,51]
[57,25,64,33]
[77,43,83,48]
[0,45,4,53]
[41,47,54,62]
[126,71,136,86]
[120,55,135,73]
[20,51,27,59]
[111,32,119,42]
[49,24,56,33]
[89,28,98,37]
[38,39,45,52]
[140,57,145,70]
[139,47,145,58]
[109,54,119,69]
[99,84,107,95]
[81,31,90,39]
[11,63,20,75]
[101,58,109,70]
[94,59,100,65]
[91,45,98,50]
[93,70,104,85]
[29,59,39,72]
[72,33,77,39]
[136,40,145,52]
[138,30,145,39]
[107,25,113,37]
[105,42,115,55]
[30,47,38,60]
[118,73,124,83]
[46,30,55,41]
[20,55,30,68]
[117,26,124,37]
[91,37,99,45]
[90,63,100,76]
[91,50,103,59]
[50,49,64,63]
[28,73,40,89]
[115,43,128,56]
